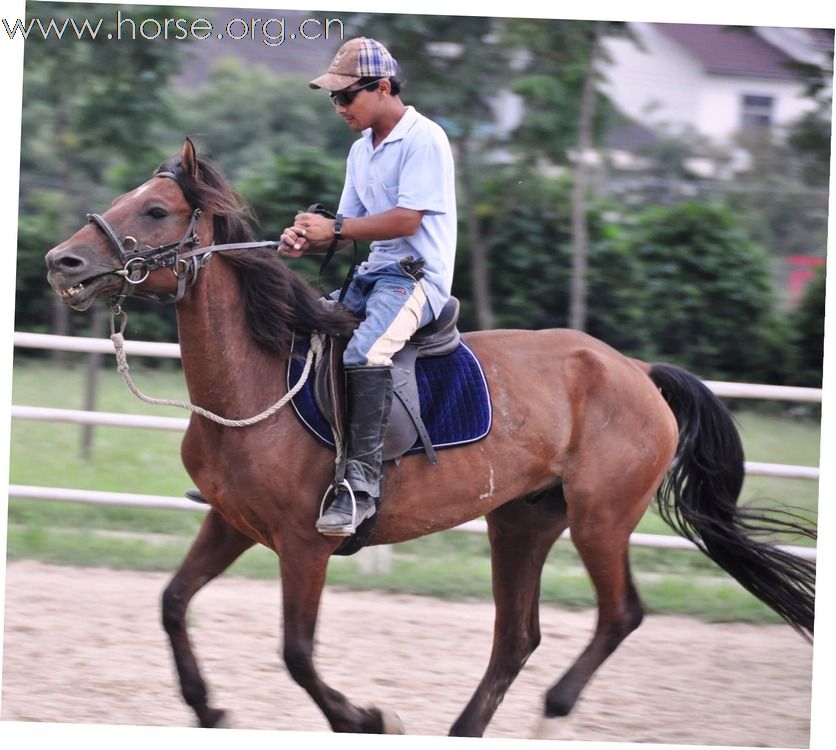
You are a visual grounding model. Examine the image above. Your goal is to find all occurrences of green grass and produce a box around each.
[11,357,192,499]
[5,359,822,625]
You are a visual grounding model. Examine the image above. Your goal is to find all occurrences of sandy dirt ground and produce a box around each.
[1,560,814,746]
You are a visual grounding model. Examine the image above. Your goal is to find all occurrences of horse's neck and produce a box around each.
[175,257,288,417]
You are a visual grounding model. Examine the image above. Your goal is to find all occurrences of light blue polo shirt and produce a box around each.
[337,105,457,318]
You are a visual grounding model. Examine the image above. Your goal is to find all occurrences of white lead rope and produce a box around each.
[109,319,325,428]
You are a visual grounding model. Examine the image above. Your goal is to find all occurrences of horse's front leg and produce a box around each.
[162,509,255,727]
[276,535,404,734]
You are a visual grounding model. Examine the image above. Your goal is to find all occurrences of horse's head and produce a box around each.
[45,139,226,311]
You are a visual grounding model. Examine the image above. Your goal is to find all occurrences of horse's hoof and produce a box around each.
[214,711,234,729]
[379,707,405,734]
[199,708,232,729]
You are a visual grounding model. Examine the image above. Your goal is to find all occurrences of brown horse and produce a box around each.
[45,139,815,736]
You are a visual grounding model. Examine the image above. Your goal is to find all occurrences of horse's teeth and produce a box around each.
[61,283,84,298]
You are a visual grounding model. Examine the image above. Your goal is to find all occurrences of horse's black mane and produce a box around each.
[156,153,357,355]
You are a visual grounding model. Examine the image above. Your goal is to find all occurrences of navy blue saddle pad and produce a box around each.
[288,338,492,455]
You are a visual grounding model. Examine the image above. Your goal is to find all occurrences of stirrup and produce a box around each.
[317,480,360,537]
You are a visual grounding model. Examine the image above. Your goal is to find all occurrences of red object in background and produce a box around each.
[786,255,826,305]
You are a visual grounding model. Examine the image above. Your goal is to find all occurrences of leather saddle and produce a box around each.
[314,296,463,464]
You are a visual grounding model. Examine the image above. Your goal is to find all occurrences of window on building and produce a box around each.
[741,94,774,131]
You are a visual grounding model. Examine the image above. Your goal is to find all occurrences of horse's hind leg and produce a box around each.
[450,489,568,737]
[162,509,255,728]
[533,356,678,734]
[537,485,649,730]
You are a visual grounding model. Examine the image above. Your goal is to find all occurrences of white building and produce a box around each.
[600,23,833,144]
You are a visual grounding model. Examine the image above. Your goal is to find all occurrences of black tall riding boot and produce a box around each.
[316,365,393,536]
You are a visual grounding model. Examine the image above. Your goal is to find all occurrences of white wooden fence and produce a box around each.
[10,331,820,562]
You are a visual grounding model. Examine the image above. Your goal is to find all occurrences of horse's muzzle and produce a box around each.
[45,243,122,310]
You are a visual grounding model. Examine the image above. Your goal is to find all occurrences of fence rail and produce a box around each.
[9,405,821,481]
[11,331,820,563]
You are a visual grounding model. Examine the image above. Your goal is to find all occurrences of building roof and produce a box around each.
[655,24,804,80]
[808,27,836,50]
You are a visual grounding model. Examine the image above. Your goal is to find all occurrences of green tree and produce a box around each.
[174,59,355,186]
[724,130,829,259]
[505,19,625,332]
[786,109,832,187]
[782,37,832,189]
[457,165,650,357]
[17,2,196,337]
[623,202,790,382]
[791,266,826,387]
[239,145,351,293]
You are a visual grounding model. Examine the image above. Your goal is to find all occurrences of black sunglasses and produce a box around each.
[329,79,382,107]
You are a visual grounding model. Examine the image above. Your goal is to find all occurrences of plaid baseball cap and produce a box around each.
[309,37,399,91]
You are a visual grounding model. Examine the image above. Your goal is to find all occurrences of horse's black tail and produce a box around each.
[649,363,816,640]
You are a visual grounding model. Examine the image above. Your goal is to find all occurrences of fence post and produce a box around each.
[80,306,107,460]
[356,545,393,575]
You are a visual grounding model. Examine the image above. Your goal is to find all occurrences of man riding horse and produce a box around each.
[279,37,457,537]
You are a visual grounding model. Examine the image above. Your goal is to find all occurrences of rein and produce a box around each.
[110,308,325,428]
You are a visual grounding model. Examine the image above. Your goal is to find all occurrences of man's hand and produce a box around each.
[278,225,308,258]
[278,212,336,257]
[278,206,425,258]
[293,211,337,242]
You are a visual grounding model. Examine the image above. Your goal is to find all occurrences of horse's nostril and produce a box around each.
[58,254,85,269]
[46,248,88,273]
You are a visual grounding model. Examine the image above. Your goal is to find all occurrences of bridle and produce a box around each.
[89,170,322,430]
[86,170,278,309]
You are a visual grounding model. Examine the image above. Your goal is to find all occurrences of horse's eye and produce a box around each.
[147,207,169,219]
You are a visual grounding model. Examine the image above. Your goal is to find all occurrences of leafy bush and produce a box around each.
[458,177,791,382]
[622,202,791,382]
[791,266,826,387]
[458,167,651,356]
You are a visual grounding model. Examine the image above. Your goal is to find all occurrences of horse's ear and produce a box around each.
[179,138,199,180]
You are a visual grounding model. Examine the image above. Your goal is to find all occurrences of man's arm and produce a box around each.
[279,207,423,258]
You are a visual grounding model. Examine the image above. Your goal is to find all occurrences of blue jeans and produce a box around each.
[333,261,434,368]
